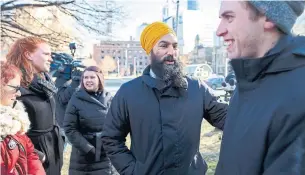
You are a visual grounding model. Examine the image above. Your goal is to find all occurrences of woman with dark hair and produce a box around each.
[6,37,64,175]
[64,66,115,175]
[0,61,45,175]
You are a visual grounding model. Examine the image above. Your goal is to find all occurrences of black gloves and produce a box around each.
[71,69,83,81]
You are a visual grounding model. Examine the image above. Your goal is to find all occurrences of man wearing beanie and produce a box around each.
[102,21,228,175]
[215,1,305,174]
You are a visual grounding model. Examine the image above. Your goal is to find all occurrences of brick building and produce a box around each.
[93,40,150,76]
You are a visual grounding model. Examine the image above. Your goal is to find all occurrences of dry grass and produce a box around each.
[61,121,221,175]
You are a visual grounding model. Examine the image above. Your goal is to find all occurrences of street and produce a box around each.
[105,78,226,97]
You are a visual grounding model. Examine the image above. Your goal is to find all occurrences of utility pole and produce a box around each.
[213,46,217,74]
[133,57,137,76]
[106,1,114,41]
[175,0,180,34]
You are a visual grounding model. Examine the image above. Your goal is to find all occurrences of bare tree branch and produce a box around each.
[2,19,41,36]
[0,0,17,8]
[1,0,75,11]
[1,0,126,51]
[2,25,27,37]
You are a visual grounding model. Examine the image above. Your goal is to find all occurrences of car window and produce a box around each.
[208,78,215,83]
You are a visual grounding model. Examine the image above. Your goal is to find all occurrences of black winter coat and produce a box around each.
[215,35,305,174]
[64,88,114,175]
[101,66,228,175]
[18,88,64,175]
[55,77,80,128]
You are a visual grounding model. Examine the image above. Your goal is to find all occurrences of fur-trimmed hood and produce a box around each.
[0,101,30,138]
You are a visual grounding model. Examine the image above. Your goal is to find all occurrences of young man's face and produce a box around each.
[216,1,266,59]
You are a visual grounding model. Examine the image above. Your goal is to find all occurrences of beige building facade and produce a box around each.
[93,40,150,76]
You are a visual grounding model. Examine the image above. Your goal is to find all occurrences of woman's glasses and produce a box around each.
[7,85,21,93]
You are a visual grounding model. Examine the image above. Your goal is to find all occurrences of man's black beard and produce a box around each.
[150,52,186,88]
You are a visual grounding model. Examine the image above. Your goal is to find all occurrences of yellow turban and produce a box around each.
[140,21,176,55]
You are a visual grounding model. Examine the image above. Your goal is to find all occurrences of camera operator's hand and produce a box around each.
[71,69,83,81]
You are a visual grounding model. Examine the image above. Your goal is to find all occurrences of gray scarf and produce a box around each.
[29,73,58,98]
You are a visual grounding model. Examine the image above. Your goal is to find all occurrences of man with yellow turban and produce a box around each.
[102,21,228,175]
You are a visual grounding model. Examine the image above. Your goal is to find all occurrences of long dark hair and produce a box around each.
[80,66,104,91]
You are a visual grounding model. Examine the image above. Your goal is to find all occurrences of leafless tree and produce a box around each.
[97,55,117,75]
[1,0,125,49]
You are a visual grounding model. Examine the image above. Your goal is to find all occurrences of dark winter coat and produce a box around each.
[215,35,305,175]
[18,87,64,175]
[55,77,80,128]
[64,88,114,175]
[101,66,228,175]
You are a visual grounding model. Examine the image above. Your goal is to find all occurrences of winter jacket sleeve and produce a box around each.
[57,79,80,106]
[201,80,228,130]
[25,135,46,175]
[101,87,135,175]
[63,95,94,154]
[263,111,305,174]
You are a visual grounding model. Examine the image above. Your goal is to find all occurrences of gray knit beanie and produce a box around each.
[248,1,305,34]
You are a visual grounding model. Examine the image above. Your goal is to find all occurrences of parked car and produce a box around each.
[205,76,225,90]
[184,64,213,80]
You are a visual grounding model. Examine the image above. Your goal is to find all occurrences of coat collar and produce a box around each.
[0,101,30,139]
[149,69,159,79]
[75,88,110,109]
[231,35,305,90]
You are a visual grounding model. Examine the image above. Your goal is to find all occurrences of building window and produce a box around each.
[101,56,104,59]
[118,51,121,53]
[101,50,104,53]
[139,62,142,65]
[118,56,121,59]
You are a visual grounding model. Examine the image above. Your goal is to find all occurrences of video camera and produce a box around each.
[50,43,86,80]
